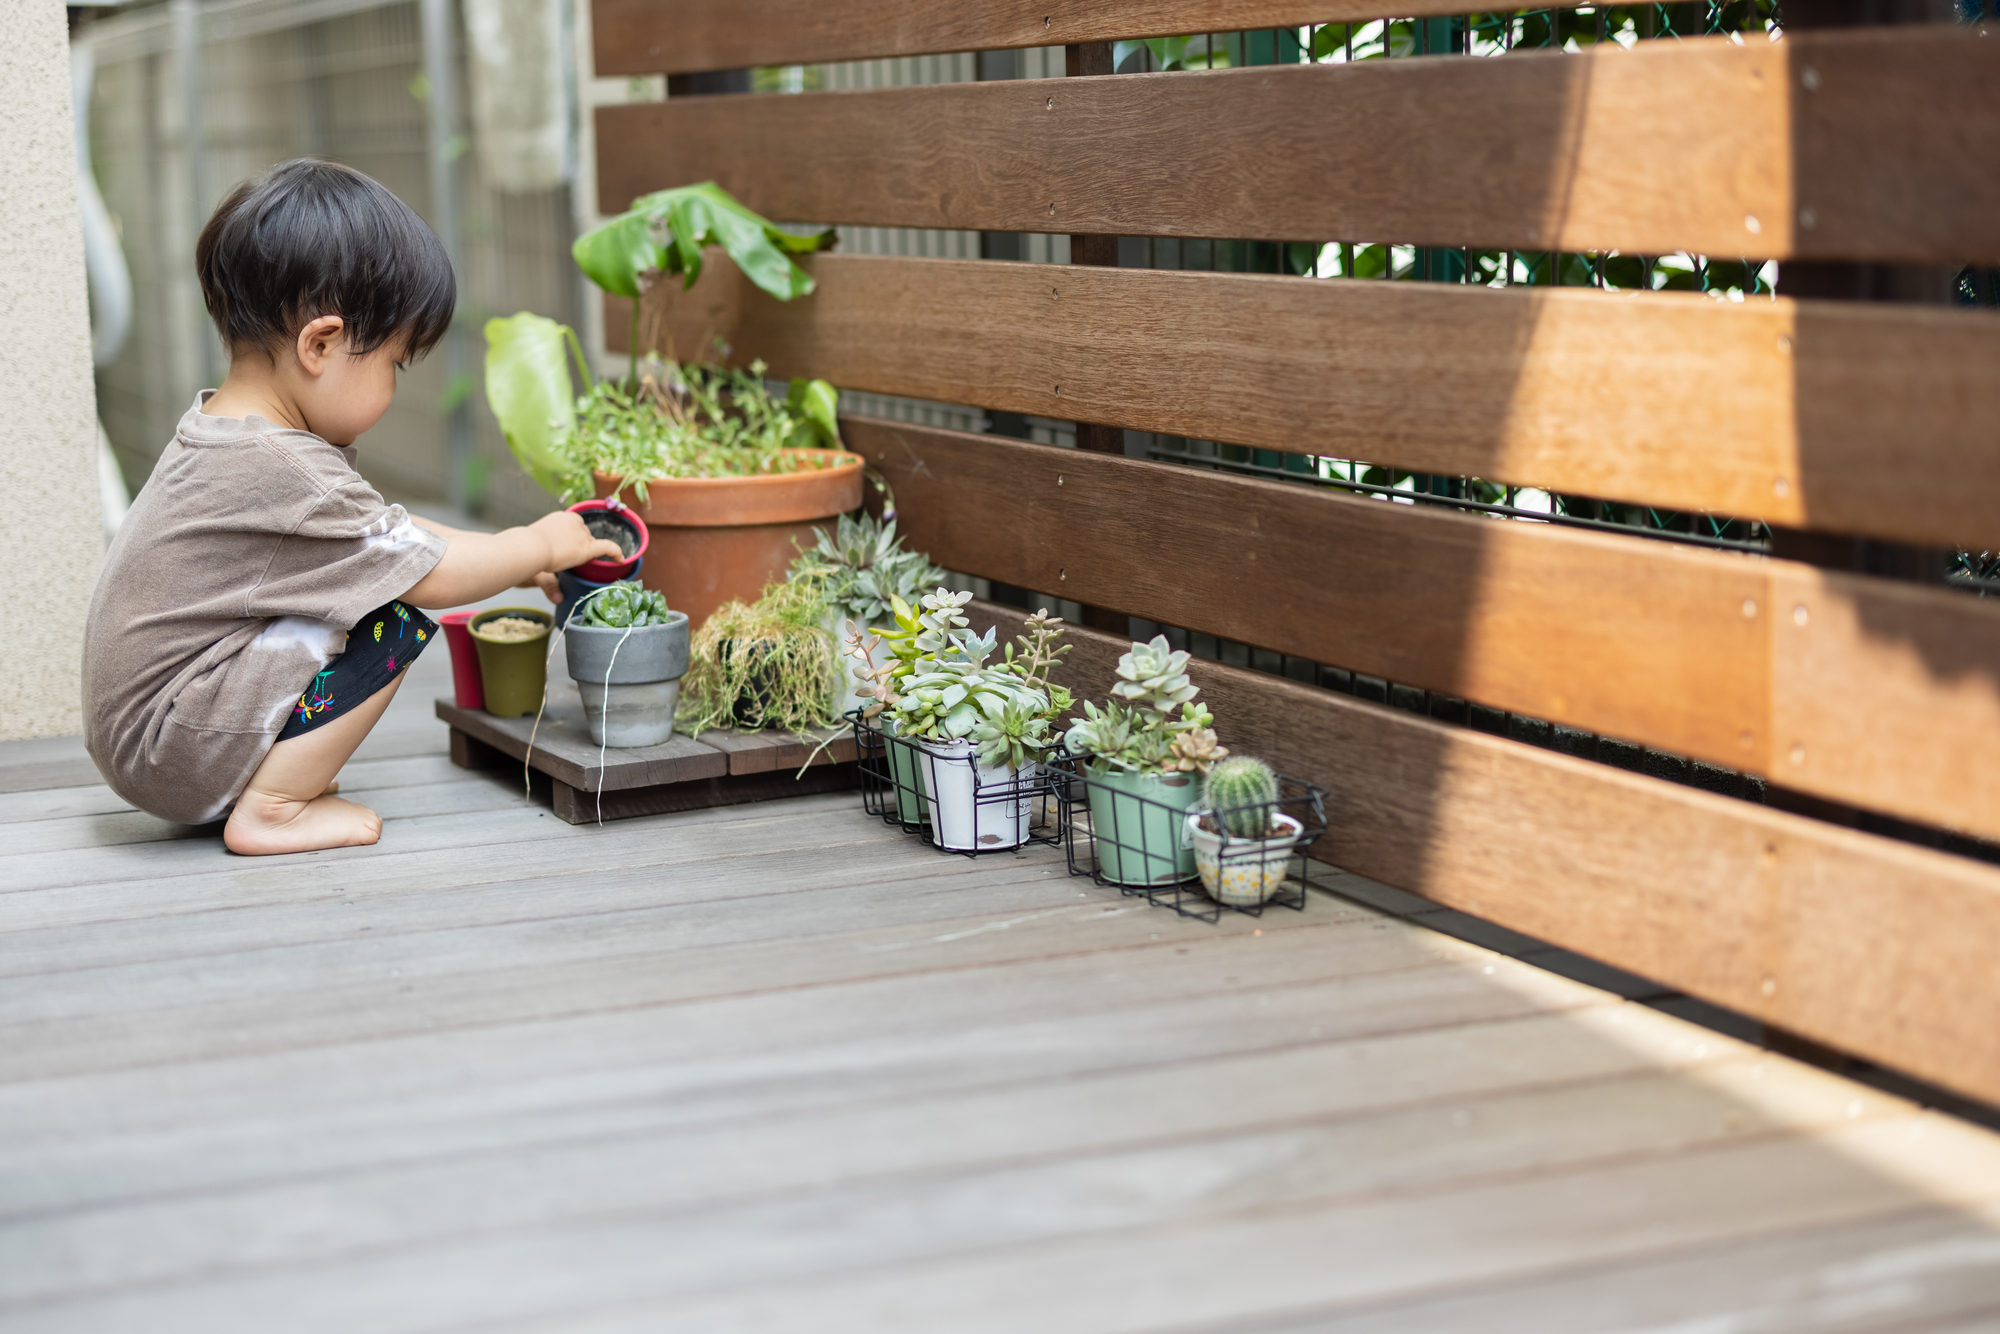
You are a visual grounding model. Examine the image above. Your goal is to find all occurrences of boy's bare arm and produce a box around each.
[402,512,620,609]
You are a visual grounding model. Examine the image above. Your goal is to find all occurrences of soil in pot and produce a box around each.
[468,607,552,718]
[1083,767,1202,886]
[567,500,648,583]
[582,511,638,558]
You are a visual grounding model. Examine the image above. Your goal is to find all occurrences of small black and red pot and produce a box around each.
[566,499,648,582]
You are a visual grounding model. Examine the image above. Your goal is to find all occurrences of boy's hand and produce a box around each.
[533,511,626,572]
[516,571,563,604]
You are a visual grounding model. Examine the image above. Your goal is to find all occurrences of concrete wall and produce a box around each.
[0,4,103,741]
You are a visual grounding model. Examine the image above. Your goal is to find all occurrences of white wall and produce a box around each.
[0,2,104,740]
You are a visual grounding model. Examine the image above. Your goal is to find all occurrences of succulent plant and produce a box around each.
[1065,635,1219,775]
[580,581,672,628]
[864,586,1039,748]
[1203,756,1281,839]
[789,513,947,626]
[1168,726,1228,775]
[1110,635,1199,720]
[970,692,1054,772]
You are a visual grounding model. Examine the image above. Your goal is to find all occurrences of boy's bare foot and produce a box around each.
[223,791,383,856]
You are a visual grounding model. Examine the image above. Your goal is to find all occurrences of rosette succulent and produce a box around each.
[789,513,946,628]
[579,581,672,629]
[1066,635,1222,776]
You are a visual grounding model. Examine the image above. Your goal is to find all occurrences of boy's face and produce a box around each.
[292,318,409,445]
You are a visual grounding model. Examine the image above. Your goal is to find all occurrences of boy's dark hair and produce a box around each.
[195,158,455,362]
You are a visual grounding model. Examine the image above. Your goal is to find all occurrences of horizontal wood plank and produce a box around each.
[695,726,858,775]
[601,28,2000,264]
[591,0,1485,77]
[623,253,2000,551]
[871,424,2000,841]
[436,695,728,792]
[549,764,857,824]
[969,599,2000,1109]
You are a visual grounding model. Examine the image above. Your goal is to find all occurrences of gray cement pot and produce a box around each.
[563,612,690,747]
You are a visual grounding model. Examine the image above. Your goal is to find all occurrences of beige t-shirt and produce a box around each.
[83,395,447,824]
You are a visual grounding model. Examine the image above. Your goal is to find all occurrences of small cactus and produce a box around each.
[1203,756,1280,838]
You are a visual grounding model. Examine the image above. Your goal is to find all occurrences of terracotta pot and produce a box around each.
[594,449,864,630]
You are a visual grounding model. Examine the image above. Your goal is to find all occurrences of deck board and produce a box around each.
[2,700,1998,1330]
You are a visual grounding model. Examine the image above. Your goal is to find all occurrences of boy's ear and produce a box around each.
[294,315,347,379]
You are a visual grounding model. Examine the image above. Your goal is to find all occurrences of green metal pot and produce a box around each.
[1084,766,1202,886]
[469,607,552,718]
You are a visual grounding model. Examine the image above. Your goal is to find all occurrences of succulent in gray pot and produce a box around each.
[563,582,689,747]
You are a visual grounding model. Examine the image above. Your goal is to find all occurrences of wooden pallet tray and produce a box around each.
[436,683,857,824]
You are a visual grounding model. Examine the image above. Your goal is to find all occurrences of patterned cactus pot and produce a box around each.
[1186,812,1305,907]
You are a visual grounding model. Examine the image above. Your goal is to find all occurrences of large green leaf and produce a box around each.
[570,211,662,299]
[786,377,841,449]
[571,181,836,306]
[483,313,579,493]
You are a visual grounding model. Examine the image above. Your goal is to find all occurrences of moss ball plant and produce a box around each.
[677,578,839,734]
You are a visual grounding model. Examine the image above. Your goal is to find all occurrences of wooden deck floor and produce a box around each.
[6,642,2000,1332]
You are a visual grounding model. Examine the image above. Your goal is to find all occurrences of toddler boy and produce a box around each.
[83,159,619,854]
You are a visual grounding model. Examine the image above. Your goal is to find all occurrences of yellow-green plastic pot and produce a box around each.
[469,607,552,718]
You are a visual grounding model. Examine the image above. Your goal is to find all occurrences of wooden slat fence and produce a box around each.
[589,0,2000,1105]
[627,254,2000,549]
[602,28,2000,263]
[593,1,1502,76]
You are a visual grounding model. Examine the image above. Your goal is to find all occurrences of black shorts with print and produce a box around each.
[275,600,436,742]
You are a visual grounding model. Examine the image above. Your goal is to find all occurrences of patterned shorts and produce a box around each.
[276,600,437,742]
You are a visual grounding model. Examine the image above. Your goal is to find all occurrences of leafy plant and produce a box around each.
[571,180,836,384]
[485,181,844,498]
[1203,756,1280,838]
[574,181,834,304]
[1065,635,1221,775]
[579,581,672,629]
[1112,35,1232,71]
[587,360,841,502]
[482,313,590,497]
[788,513,946,627]
[678,578,838,735]
[483,315,847,502]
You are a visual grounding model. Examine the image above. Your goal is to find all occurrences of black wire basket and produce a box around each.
[1059,757,1329,923]
[848,708,1065,857]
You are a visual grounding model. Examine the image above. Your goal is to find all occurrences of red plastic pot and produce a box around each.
[438,611,485,710]
[567,498,648,582]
